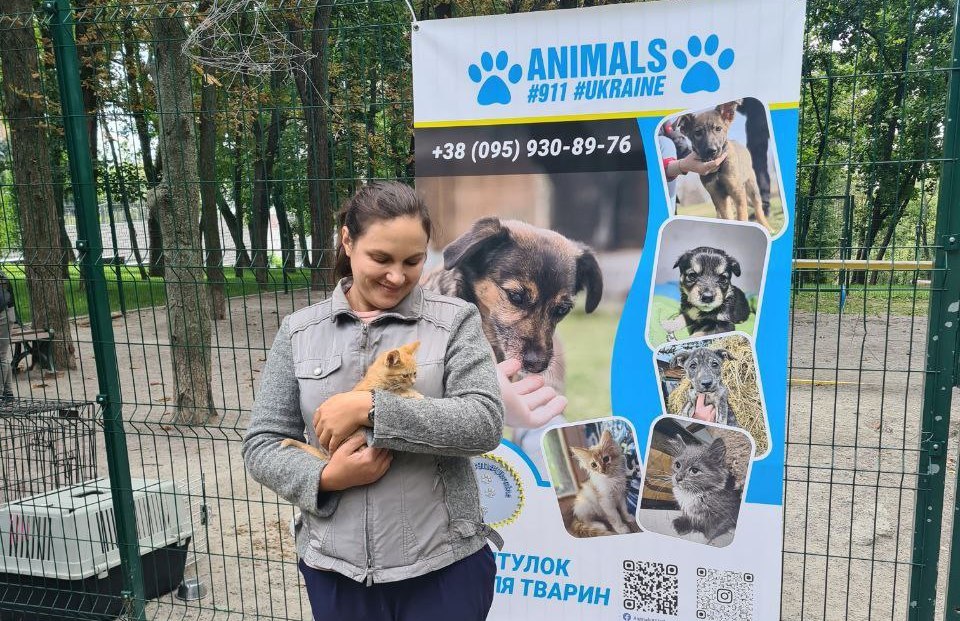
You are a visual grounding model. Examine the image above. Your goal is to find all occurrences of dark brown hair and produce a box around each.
[334,181,433,280]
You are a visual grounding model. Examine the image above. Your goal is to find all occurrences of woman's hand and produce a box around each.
[319,434,392,491]
[692,393,716,423]
[497,358,568,428]
[677,150,728,176]
[314,390,373,452]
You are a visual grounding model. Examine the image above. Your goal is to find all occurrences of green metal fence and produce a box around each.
[0,0,958,619]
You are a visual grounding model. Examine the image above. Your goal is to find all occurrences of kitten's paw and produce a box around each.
[673,515,693,535]
[279,439,295,448]
[614,523,632,535]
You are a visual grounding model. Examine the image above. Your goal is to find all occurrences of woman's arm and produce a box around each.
[368,304,505,456]
[242,318,341,517]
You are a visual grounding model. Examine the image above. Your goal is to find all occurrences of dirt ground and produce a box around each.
[5,292,955,621]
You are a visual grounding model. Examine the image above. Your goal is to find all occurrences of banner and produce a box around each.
[413,0,804,618]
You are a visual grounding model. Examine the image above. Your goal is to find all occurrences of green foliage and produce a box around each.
[797,0,951,277]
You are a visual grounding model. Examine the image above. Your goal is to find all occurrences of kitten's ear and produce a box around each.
[570,447,591,467]
[599,429,613,446]
[665,436,686,456]
[403,341,421,355]
[386,350,401,367]
[706,438,728,462]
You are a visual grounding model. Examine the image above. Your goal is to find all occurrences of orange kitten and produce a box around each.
[281,341,423,459]
[568,429,639,537]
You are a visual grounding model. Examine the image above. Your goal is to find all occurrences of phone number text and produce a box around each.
[429,135,633,163]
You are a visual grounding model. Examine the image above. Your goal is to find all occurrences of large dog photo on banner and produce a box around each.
[417,168,648,469]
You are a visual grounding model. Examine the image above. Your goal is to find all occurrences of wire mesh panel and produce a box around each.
[0,400,98,505]
[0,0,955,619]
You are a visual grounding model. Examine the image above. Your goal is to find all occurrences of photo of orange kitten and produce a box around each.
[280,340,422,458]
[569,429,641,537]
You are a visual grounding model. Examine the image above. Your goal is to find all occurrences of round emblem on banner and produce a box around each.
[472,454,524,528]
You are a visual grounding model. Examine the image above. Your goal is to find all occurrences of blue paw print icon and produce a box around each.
[673,34,734,94]
[468,51,523,105]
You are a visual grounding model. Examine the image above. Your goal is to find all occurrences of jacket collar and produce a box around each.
[331,278,424,322]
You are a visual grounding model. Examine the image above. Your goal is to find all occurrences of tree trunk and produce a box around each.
[273,181,296,273]
[250,115,271,286]
[149,150,165,276]
[198,65,226,319]
[123,26,157,186]
[230,120,250,274]
[289,5,335,291]
[215,187,251,271]
[0,2,76,370]
[48,138,75,277]
[151,11,215,424]
[102,114,149,280]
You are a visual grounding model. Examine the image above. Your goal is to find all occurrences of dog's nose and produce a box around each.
[700,379,714,390]
[700,291,715,303]
[521,350,549,374]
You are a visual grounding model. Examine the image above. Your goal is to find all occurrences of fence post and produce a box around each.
[909,1,960,618]
[44,1,146,619]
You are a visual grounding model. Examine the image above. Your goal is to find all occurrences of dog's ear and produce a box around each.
[726,255,742,277]
[713,348,734,361]
[716,101,738,124]
[442,217,508,270]
[675,113,694,135]
[574,245,603,313]
[673,250,692,270]
[672,351,690,367]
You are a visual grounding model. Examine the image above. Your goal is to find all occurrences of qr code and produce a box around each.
[622,560,678,616]
[695,567,754,620]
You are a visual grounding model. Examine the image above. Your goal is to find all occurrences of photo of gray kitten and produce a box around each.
[666,435,742,543]
[638,416,752,547]
[569,430,641,537]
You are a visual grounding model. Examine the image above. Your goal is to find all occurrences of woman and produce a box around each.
[242,181,506,621]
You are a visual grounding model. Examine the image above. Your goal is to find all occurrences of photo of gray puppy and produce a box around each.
[674,246,750,337]
[672,348,738,427]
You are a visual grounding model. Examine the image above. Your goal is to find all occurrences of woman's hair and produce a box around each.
[334,181,433,280]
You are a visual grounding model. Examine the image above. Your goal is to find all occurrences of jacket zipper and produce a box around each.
[360,322,374,586]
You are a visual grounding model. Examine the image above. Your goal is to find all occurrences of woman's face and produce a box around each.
[342,215,429,312]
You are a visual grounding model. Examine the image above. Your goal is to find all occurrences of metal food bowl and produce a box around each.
[175,577,207,601]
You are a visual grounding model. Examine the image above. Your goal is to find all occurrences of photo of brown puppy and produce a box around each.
[421,216,604,391]
[675,101,773,232]
[674,246,750,337]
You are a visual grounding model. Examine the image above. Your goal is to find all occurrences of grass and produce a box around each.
[1,264,315,324]
[790,285,931,317]
[555,307,620,422]
[676,195,786,236]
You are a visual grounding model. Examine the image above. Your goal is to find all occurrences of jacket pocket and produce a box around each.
[295,355,344,428]
[295,355,342,380]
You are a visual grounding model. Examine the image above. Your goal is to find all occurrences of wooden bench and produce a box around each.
[9,324,55,374]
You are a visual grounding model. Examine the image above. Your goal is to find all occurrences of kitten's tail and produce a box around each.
[570,519,611,538]
[280,438,329,460]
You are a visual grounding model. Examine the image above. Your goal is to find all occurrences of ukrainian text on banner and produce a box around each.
[412,0,804,618]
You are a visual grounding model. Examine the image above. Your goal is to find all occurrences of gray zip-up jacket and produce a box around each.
[242,281,505,584]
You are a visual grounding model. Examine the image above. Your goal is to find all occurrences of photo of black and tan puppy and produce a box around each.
[654,334,770,458]
[417,166,648,464]
[647,217,769,347]
[638,416,754,547]
[656,97,787,238]
[541,418,643,539]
